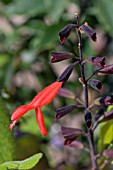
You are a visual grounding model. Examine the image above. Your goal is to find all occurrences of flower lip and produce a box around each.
[35,108,48,136]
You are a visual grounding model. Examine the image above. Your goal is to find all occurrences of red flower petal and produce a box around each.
[30,81,63,108]
[35,108,47,136]
[11,104,32,121]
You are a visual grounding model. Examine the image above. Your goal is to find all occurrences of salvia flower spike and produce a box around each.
[80,22,97,42]
[89,79,102,91]
[50,52,76,63]
[59,24,76,44]
[10,81,63,136]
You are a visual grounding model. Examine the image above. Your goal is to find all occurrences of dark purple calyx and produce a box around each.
[50,52,77,63]
[85,57,106,68]
[55,104,84,120]
[80,24,97,42]
[59,24,76,44]
[89,79,102,91]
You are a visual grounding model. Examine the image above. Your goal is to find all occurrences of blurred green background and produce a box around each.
[1,0,113,169]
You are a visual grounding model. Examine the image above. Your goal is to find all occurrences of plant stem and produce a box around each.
[76,14,98,170]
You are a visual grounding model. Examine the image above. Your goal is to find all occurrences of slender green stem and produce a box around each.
[76,14,98,170]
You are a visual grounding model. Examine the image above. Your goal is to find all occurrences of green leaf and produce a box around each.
[0,99,14,164]
[0,161,19,169]
[98,106,113,151]
[101,121,113,145]
[0,153,43,170]
[94,0,113,36]
[18,153,43,169]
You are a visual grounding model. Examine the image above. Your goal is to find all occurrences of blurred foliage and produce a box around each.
[0,99,14,164]
[1,0,113,169]
[0,153,43,170]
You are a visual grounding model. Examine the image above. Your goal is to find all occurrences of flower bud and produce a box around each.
[57,64,74,83]
[84,109,92,129]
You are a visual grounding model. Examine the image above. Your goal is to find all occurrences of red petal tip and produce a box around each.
[9,120,17,130]
[41,128,48,136]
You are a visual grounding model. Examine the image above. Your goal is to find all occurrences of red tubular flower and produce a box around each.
[10,81,63,136]
[35,108,47,136]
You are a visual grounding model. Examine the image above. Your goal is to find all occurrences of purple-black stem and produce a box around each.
[76,14,98,170]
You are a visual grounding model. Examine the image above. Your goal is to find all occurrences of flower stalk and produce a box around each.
[76,14,98,170]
